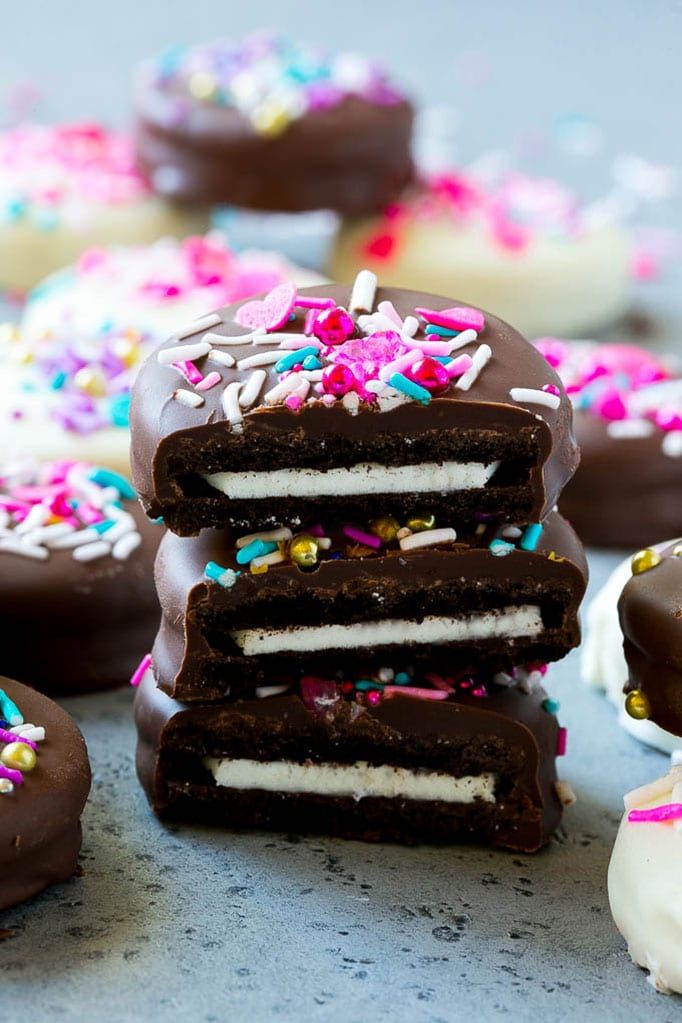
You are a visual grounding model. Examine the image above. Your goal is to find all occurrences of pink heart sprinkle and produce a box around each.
[235,282,297,332]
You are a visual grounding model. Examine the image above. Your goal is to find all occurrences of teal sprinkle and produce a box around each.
[394,672,411,685]
[87,467,136,500]
[302,355,322,370]
[425,324,459,337]
[51,371,67,390]
[433,356,451,364]
[489,538,515,556]
[388,372,431,405]
[519,523,543,552]
[0,689,23,726]
[275,347,318,372]
[355,680,384,692]
[92,519,115,535]
[288,313,297,321]
[5,197,26,221]
[153,516,164,525]
[542,698,560,714]
[109,393,130,428]
[235,539,278,565]
[204,561,240,588]
[99,319,115,334]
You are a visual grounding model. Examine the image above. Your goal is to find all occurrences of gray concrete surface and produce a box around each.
[2,3,682,1019]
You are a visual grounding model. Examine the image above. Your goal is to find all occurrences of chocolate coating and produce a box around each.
[130,284,579,537]
[559,412,682,548]
[153,510,587,701]
[619,540,682,735]
[0,502,162,695]
[134,667,563,852]
[0,676,91,910]
[135,91,414,214]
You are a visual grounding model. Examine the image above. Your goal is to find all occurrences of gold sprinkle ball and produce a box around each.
[631,548,662,575]
[406,511,436,533]
[1,741,37,772]
[625,689,651,720]
[74,367,107,397]
[251,102,291,138]
[0,777,14,794]
[289,533,319,568]
[369,516,401,543]
[188,71,218,101]
[250,562,269,575]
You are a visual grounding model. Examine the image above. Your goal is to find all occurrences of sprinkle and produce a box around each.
[0,728,36,750]
[264,372,304,405]
[173,388,204,408]
[542,698,561,714]
[377,300,403,327]
[49,527,102,549]
[203,330,261,347]
[519,523,543,552]
[444,353,474,378]
[554,780,577,807]
[0,537,49,559]
[251,550,286,569]
[343,526,382,549]
[606,419,655,439]
[236,527,293,548]
[205,561,240,588]
[399,527,457,551]
[208,349,236,367]
[0,690,23,726]
[277,335,323,350]
[557,728,567,756]
[87,469,136,499]
[489,538,515,556]
[130,653,152,687]
[236,539,278,565]
[378,348,422,382]
[239,370,267,409]
[72,539,111,562]
[10,724,44,743]
[255,684,291,698]
[628,803,682,823]
[509,386,561,410]
[275,347,319,372]
[402,315,419,337]
[387,372,431,405]
[349,269,377,314]
[295,296,335,310]
[425,324,460,337]
[195,371,222,392]
[158,340,212,365]
[173,359,203,384]
[221,381,243,426]
[456,344,492,391]
[112,532,142,560]
[174,312,222,339]
[0,764,22,785]
[416,306,485,332]
[382,686,449,701]
[237,350,283,370]
[445,328,479,351]
[662,431,682,458]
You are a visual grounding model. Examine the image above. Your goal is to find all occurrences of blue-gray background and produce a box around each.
[3,6,682,1022]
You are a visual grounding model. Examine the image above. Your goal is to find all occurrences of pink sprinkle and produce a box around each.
[377,300,403,327]
[304,309,319,335]
[0,728,37,750]
[173,360,203,385]
[593,387,627,421]
[415,306,485,332]
[195,371,221,392]
[542,384,561,397]
[77,503,105,525]
[557,727,567,756]
[628,803,682,823]
[0,763,22,785]
[407,338,453,356]
[446,353,474,378]
[656,408,682,431]
[382,686,449,701]
[295,296,335,310]
[342,526,382,549]
[77,247,108,274]
[130,653,152,688]
[423,672,455,693]
[235,282,297,332]
[284,394,304,411]
[305,524,326,537]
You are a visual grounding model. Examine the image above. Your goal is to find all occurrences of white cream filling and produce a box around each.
[204,757,496,804]
[202,459,500,499]
[231,606,543,656]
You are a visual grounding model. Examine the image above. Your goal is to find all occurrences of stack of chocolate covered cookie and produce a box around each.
[130,273,587,852]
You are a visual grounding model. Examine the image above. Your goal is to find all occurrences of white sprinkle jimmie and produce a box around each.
[208,349,236,367]
[662,431,682,458]
[72,540,111,562]
[399,528,457,551]
[173,388,204,408]
[250,550,286,569]
[509,387,561,410]
[236,526,293,548]
[239,370,267,409]
[349,269,378,314]
[158,340,211,364]
[202,330,262,347]
[174,312,222,340]
[264,373,304,405]
[606,419,655,439]
[222,381,243,427]
[456,344,492,391]
[112,532,142,560]
[0,537,49,560]
[237,351,284,370]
